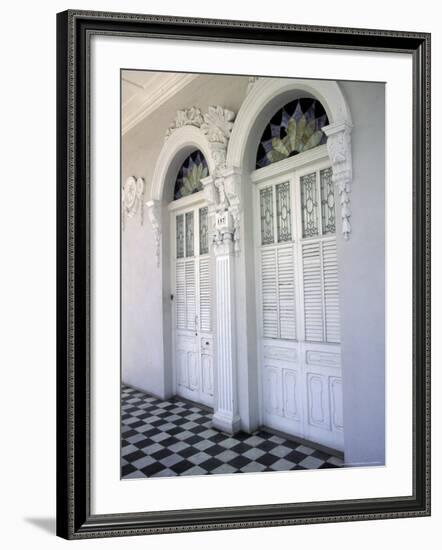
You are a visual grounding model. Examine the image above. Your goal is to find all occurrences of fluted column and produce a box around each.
[211,209,241,434]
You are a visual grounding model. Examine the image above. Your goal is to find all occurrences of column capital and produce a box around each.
[201,175,218,213]
[213,209,235,256]
[220,166,244,253]
[202,168,244,252]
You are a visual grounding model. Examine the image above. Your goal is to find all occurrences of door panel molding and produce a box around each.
[307,373,328,428]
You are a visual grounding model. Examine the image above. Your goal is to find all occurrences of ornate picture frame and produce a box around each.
[56,10,430,539]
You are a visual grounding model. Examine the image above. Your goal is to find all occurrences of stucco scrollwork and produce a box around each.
[323,122,353,240]
[200,106,242,253]
[201,176,218,209]
[221,169,242,253]
[164,107,204,140]
[201,105,236,176]
[122,176,145,230]
[230,205,241,253]
[204,174,242,254]
[201,106,235,146]
[210,173,242,253]
[146,199,162,268]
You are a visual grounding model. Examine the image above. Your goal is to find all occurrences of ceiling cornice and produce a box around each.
[122,73,199,136]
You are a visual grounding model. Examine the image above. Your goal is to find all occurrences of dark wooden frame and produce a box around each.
[56,9,431,540]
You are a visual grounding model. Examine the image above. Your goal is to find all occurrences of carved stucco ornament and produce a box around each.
[122,176,145,230]
[201,106,235,146]
[201,105,235,176]
[146,199,162,268]
[164,107,204,141]
[323,122,353,240]
[212,207,235,256]
[222,169,242,253]
[209,180,241,254]
[200,106,242,253]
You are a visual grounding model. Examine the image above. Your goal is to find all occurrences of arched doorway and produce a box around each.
[227,78,353,451]
[252,98,342,450]
[148,124,217,406]
[168,150,214,407]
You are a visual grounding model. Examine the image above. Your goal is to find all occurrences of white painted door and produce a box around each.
[254,157,344,451]
[173,204,214,408]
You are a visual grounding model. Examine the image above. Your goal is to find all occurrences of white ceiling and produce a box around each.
[122,71,198,134]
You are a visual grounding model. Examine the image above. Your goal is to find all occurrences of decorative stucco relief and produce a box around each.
[164,107,204,141]
[145,200,162,268]
[200,106,241,253]
[201,105,235,174]
[122,176,145,230]
[323,122,353,240]
[221,169,242,253]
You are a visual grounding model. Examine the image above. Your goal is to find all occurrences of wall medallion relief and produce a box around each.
[122,176,145,230]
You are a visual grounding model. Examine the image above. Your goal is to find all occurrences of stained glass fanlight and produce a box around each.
[256,98,329,169]
[174,150,209,200]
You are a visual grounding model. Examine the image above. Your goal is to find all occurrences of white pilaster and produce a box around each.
[323,121,353,240]
[212,209,241,434]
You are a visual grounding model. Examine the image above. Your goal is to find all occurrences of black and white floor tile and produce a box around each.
[121,385,343,479]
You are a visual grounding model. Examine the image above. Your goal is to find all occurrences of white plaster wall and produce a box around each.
[338,81,386,465]
[122,74,249,396]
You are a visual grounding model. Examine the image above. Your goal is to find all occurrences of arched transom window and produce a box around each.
[256,98,329,169]
[173,150,209,200]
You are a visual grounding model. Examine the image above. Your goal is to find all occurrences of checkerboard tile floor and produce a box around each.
[121,385,343,478]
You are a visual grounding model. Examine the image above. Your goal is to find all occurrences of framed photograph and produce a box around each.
[56,10,430,539]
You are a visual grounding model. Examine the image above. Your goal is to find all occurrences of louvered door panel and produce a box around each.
[185,260,196,330]
[199,257,211,333]
[261,248,278,338]
[323,240,340,343]
[302,242,324,342]
[277,246,296,340]
[175,262,186,329]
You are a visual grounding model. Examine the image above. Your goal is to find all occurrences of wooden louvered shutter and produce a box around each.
[323,240,340,343]
[185,260,196,330]
[302,239,340,343]
[175,262,186,329]
[261,246,296,340]
[261,248,278,338]
[302,241,324,342]
[277,246,296,340]
[176,258,197,331]
[199,257,211,332]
